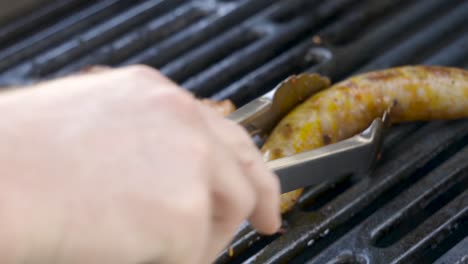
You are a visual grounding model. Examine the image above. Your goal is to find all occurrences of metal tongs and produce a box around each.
[228,74,390,194]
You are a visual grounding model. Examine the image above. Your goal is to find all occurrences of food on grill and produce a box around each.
[200,98,236,116]
[261,65,468,213]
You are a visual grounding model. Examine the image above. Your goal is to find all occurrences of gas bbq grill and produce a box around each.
[0,0,467,263]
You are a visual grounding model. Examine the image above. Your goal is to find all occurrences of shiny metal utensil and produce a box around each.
[228,73,390,193]
[227,73,330,136]
[269,113,388,193]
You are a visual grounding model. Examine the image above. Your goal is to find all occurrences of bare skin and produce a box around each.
[0,65,280,264]
[262,65,468,213]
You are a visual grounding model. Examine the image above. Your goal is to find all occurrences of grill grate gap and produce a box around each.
[184,0,363,97]
[211,45,332,106]
[225,235,281,264]
[49,3,209,78]
[269,0,324,24]
[297,124,424,212]
[298,123,423,212]
[425,32,468,67]
[390,190,468,264]
[418,213,468,264]
[246,121,468,264]
[317,0,414,46]
[287,125,436,262]
[216,225,284,264]
[299,175,354,212]
[369,144,468,263]
[162,26,262,84]
[313,0,464,81]
[121,0,276,69]
[0,0,132,77]
[0,1,466,262]
[376,182,468,247]
[370,146,468,248]
[434,236,468,264]
[0,0,91,49]
[408,28,467,67]
[182,29,308,97]
[374,0,466,59]
[30,0,186,77]
[370,128,468,220]
[287,210,370,264]
[326,253,368,264]
[302,131,468,264]
[355,1,468,74]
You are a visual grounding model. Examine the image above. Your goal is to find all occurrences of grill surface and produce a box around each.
[0,0,467,263]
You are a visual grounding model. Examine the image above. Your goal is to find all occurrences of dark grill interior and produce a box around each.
[0,0,467,263]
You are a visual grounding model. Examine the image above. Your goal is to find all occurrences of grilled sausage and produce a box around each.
[261,65,468,213]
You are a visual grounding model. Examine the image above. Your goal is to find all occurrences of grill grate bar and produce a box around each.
[162,24,262,83]
[434,236,468,264]
[0,0,127,76]
[314,0,461,80]
[390,190,468,264]
[210,43,331,105]
[121,0,275,68]
[425,32,468,67]
[0,1,466,262]
[217,121,468,263]
[28,0,185,77]
[211,1,468,262]
[316,0,410,46]
[0,0,86,48]
[299,124,423,211]
[369,146,468,249]
[50,4,208,78]
[380,124,423,154]
[302,124,468,264]
[182,20,308,97]
[210,0,437,105]
[182,0,361,97]
[355,1,468,73]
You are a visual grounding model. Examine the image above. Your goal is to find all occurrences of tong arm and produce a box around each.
[227,73,331,136]
[268,118,384,193]
[227,97,272,136]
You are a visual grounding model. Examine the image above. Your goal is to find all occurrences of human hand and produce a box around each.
[0,65,280,264]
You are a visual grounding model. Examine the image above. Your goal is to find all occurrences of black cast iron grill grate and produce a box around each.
[0,0,467,263]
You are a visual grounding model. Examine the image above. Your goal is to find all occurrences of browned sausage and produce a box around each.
[261,65,468,213]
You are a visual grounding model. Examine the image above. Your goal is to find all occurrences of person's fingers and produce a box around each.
[72,64,184,93]
[239,149,281,234]
[79,65,112,74]
[220,121,281,234]
[120,65,182,88]
[198,104,281,234]
[76,65,174,87]
[202,139,257,262]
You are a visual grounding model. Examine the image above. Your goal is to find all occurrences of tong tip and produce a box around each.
[381,106,393,128]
